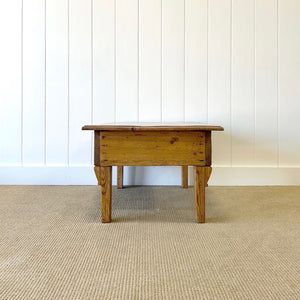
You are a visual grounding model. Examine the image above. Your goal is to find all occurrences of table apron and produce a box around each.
[94,130,211,167]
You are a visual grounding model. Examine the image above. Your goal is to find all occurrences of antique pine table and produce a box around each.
[82,123,223,223]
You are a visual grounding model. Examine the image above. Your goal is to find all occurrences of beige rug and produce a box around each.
[0,186,299,299]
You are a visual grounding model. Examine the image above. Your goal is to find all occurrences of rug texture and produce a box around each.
[0,186,299,299]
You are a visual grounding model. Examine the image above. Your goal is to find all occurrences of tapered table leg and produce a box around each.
[194,166,206,223]
[95,166,112,223]
[117,166,123,189]
[181,166,188,188]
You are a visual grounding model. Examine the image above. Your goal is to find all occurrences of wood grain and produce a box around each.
[100,166,112,223]
[99,131,206,166]
[181,166,188,188]
[205,131,212,165]
[90,126,220,223]
[94,131,100,166]
[83,123,224,132]
[194,166,206,223]
[117,166,123,189]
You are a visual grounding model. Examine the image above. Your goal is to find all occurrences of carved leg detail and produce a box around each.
[182,166,188,188]
[205,167,212,187]
[94,166,101,185]
[117,166,123,189]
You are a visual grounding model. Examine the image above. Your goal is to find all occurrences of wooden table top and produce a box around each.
[82,122,224,131]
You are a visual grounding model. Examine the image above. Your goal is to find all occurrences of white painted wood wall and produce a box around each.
[1,0,300,185]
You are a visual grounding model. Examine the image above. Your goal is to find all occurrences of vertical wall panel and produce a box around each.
[0,0,22,165]
[185,0,208,122]
[93,0,115,124]
[208,0,231,166]
[255,0,278,166]
[231,0,255,166]
[23,0,45,165]
[279,0,300,166]
[162,0,185,122]
[69,0,92,165]
[46,0,68,165]
[116,0,138,122]
[139,0,161,122]
[2,0,300,185]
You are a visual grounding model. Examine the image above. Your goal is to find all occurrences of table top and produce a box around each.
[82,122,224,132]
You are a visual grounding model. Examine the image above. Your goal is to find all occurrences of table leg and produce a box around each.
[117,166,123,189]
[95,166,112,223]
[194,166,206,223]
[181,166,188,188]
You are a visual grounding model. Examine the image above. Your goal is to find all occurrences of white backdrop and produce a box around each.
[0,0,300,185]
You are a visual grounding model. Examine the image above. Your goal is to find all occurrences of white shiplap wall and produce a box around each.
[1,0,300,185]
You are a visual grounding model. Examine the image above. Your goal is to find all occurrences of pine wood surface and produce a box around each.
[101,166,112,223]
[181,166,188,188]
[194,167,206,223]
[82,122,224,132]
[99,131,206,166]
[85,124,223,223]
[117,166,123,189]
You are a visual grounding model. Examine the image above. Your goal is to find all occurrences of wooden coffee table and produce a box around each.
[82,123,223,223]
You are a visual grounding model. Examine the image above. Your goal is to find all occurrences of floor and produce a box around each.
[0,186,299,299]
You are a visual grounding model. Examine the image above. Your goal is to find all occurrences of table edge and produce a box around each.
[82,125,224,131]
